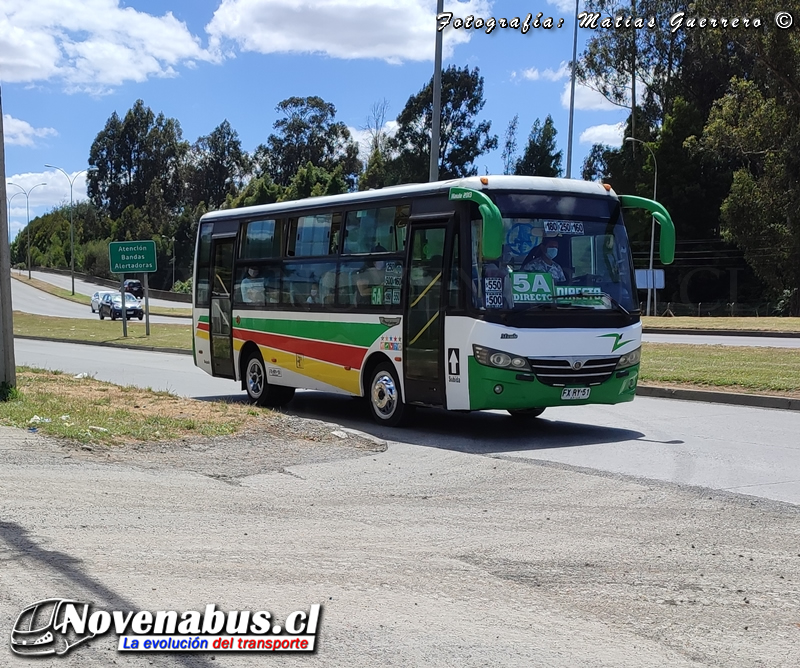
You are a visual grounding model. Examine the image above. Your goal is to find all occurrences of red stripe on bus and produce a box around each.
[196,322,209,332]
[234,328,366,370]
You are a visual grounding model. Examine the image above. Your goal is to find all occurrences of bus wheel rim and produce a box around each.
[248,359,264,398]
[372,372,397,419]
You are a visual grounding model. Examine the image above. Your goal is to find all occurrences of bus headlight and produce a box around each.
[473,345,531,371]
[616,347,641,369]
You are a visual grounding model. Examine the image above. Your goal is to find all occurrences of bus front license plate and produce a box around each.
[561,388,590,400]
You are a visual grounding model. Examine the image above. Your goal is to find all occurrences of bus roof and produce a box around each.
[199,175,617,222]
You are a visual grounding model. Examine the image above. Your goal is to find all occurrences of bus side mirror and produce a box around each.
[449,187,503,261]
[618,194,676,265]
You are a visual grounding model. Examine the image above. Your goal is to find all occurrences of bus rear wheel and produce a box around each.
[368,362,411,427]
[244,350,295,408]
[507,407,546,419]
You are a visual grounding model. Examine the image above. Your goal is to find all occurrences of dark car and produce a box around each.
[123,279,144,298]
[99,293,143,320]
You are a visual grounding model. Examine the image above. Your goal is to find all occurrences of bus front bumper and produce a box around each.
[467,358,639,411]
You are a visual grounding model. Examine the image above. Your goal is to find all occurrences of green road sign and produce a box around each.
[109,240,157,273]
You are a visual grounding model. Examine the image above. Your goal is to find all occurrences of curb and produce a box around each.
[644,327,800,338]
[15,335,799,413]
[637,385,800,412]
[14,334,192,356]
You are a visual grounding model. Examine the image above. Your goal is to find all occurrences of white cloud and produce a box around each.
[560,80,621,111]
[6,170,92,230]
[3,115,58,147]
[547,0,580,12]
[579,122,624,146]
[515,62,569,82]
[206,0,492,64]
[0,0,214,91]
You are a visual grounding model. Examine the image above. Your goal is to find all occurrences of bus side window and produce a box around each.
[195,223,213,307]
[448,231,460,308]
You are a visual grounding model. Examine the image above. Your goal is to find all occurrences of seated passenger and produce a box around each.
[356,245,387,305]
[240,267,265,304]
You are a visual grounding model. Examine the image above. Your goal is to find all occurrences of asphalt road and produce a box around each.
[24,269,192,310]
[11,276,191,325]
[13,339,800,506]
[2,391,799,666]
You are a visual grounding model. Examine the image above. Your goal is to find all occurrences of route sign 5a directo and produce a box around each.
[109,241,157,273]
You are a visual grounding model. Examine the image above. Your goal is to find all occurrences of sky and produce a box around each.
[1,0,631,242]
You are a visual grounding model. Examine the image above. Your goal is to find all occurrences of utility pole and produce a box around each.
[429,0,444,182]
[0,86,17,388]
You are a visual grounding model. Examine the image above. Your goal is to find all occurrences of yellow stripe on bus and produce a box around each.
[234,340,361,395]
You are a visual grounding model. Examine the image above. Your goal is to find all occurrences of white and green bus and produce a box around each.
[192,175,675,426]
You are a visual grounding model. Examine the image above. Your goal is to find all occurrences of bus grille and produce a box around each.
[528,357,619,387]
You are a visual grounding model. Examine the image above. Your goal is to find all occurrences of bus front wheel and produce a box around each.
[507,407,546,419]
[368,362,412,427]
[244,350,295,408]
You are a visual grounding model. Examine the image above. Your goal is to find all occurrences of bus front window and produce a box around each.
[471,194,638,314]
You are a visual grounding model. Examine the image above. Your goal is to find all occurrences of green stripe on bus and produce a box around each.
[234,317,389,348]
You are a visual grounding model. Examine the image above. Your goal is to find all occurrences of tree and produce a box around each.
[514,116,562,177]
[88,100,189,219]
[281,163,348,202]
[359,148,387,191]
[501,114,519,175]
[696,78,800,314]
[386,65,497,184]
[187,120,251,209]
[255,96,361,189]
[576,0,688,126]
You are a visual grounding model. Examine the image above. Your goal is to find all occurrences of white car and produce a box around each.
[91,290,117,313]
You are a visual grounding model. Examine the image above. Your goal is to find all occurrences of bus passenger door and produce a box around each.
[404,221,448,406]
[209,236,235,379]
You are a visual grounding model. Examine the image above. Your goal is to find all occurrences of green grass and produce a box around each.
[641,343,800,396]
[0,367,267,444]
[12,274,191,317]
[13,312,193,351]
[642,316,800,333]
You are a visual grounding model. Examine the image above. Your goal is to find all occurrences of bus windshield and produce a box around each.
[472,192,637,314]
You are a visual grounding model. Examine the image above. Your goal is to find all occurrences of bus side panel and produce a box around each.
[443,316,477,410]
[194,312,214,374]
[231,311,393,396]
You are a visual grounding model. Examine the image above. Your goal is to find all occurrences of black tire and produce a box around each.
[99,311,104,320]
[507,407,546,419]
[244,349,295,407]
[367,362,412,427]
[111,312,117,321]
[138,314,143,320]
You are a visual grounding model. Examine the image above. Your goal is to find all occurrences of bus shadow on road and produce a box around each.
[192,391,651,455]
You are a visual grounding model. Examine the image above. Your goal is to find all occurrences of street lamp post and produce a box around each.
[7,191,25,245]
[8,182,47,280]
[624,137,658,316]
[566,0,579,178]
[45,164,97,295]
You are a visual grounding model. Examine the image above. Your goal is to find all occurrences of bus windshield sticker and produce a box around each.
[483,277,504,308]
[511,272,606,306]
[544,220,584,235]
[511,272,555,303]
